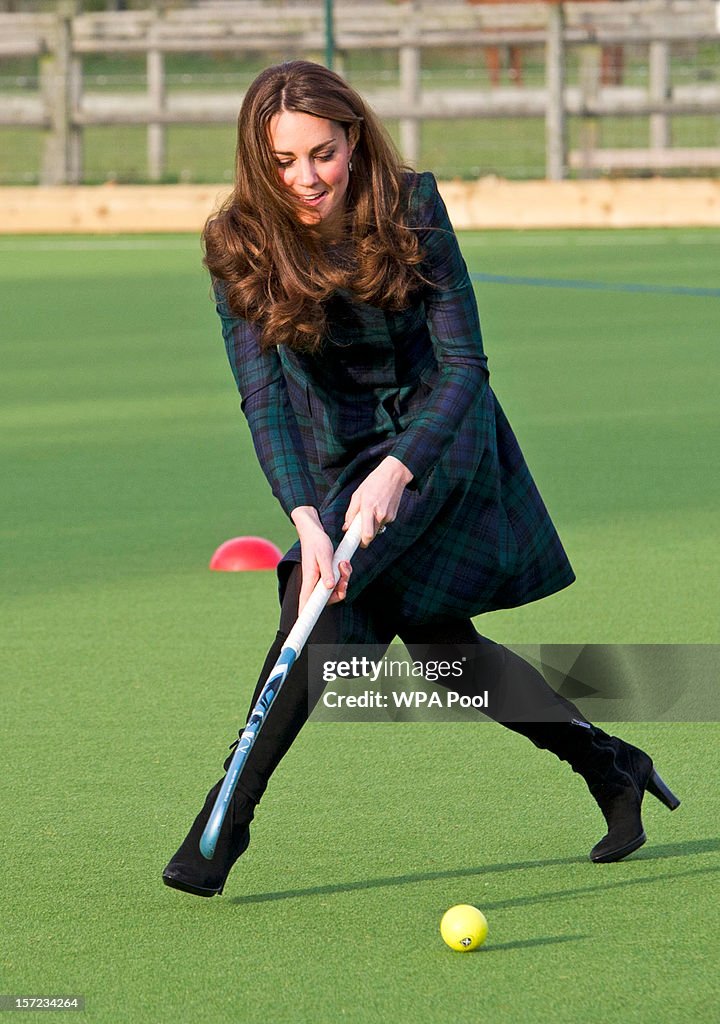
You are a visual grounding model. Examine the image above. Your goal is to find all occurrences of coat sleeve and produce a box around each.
[389,173,490,491]
[214,282,319,517]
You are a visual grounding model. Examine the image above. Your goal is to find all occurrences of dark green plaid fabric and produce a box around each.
[216,171,575,623]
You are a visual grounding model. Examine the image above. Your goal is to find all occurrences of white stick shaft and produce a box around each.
[283,513,363,655]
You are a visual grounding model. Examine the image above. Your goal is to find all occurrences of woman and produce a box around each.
[162,61,678,898]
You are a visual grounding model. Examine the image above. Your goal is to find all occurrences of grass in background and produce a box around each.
[1,230,719,1022]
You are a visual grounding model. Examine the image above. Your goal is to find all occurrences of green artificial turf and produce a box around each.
[1,230,719,1022]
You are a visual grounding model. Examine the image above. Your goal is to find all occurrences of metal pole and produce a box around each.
[325,0,335,70]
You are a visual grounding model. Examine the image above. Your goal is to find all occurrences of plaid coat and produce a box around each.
[216,171,575,624]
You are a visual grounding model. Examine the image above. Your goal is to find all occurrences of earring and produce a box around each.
[348,160,353,172]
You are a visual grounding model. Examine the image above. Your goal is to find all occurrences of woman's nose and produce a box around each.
[295,159,319,187]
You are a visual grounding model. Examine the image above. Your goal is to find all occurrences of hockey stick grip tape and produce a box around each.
[283,513,363,655]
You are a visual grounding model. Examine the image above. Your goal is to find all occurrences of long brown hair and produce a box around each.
[203,60,424,352]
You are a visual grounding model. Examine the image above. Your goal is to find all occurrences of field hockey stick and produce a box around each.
[200,512,365,860]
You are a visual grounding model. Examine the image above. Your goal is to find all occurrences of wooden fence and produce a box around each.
[1,0,719,184]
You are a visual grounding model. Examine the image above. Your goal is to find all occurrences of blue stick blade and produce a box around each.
[199,808,223,860]
[200,764,239,859]
[198,649,297,861]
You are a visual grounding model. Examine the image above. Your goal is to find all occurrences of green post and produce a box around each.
[324,0,335,70]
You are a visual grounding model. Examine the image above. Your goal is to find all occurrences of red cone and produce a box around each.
[209,536,284,572]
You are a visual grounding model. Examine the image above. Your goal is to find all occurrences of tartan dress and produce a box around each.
[216,171,575,625]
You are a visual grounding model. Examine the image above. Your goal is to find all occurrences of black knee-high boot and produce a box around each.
[162,551,379,898]
[162,562,363,898]
[466,646,682,862]
[404,630,681,863]
[483,648,682,862]
[162,630,287,897]
[161,777,255,897]
[510,717,681,862]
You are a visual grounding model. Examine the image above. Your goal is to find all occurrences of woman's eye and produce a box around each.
[276,151,334,169]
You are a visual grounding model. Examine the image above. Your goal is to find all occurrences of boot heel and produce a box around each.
[647,769,680,811]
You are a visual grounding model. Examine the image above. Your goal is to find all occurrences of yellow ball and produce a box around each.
[440,904,488,951]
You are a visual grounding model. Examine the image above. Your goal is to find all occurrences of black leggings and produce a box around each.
[231,565,586,808]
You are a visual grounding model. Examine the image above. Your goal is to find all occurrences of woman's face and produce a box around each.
[269,110,354,237]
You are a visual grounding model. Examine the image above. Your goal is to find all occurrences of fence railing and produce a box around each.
[1,0,719,184]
